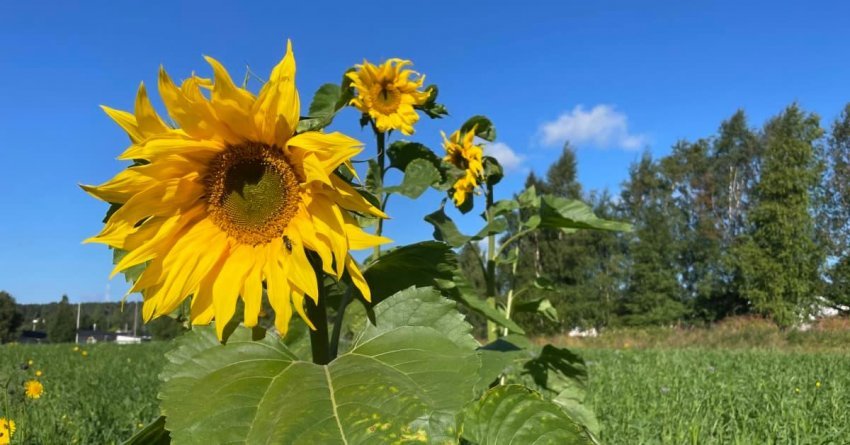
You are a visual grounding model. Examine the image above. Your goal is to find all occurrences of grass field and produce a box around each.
[1,339,848,444]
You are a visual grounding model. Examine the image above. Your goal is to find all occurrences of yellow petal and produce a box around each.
[328,175,388,218]
[286,231,320,301]
[287,132,363,175]
[241,245,265,327]
[159,67,235,143]
[345,255,371,302]
[253,40,299,146]
[134,82,169,137]
[101,106,144,143]
[212,243,254,339]
[204,56,257,140]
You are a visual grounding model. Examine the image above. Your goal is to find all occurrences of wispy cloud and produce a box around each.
[485,141,525,172]
[539,105,646,150]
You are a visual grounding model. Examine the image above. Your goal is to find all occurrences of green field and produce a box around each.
[1,342,848,444]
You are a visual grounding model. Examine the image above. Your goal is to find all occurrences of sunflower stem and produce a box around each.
[306,257,330,365]
[485,182,498,342]
[373,128,387,259]
[329,286,353,360]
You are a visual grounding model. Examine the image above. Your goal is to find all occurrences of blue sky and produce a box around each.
[2,0,849,304]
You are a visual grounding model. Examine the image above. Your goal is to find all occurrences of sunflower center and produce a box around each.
[370,81,402,114]
[205,142,301,245]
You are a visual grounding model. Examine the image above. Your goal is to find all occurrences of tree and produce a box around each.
[618,153,686,325]
[47,295,77,343]
[0,291,23,343]
[821,104,850,311]
[735,105,824,326]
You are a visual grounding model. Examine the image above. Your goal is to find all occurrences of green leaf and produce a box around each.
[387,141,442,172]
[296,83,342,132]
[362,241,457,303]
[539,194,632,232]
[366,159,382,194]
[513,298,559,323]
[123,416,170,445]
[447,274,525,336]
[159,288,480,445]
[483,156,503,187]
[384,158,442,199]
[424,207,473,247]
[517,185,540,209]
[460,385,595,445]
[460,115,497,142]
[489,199,519,217]
[415,85,449,119]
[112,248,146,285]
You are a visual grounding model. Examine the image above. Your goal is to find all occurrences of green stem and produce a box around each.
[494,228,533,260]
[485,183,498,342]
[373,128,387,259]
[306,259,330,365]
[329,286,353,360]
[502,245,520,337]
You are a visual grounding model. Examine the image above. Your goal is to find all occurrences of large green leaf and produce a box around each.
[424,208,508,248]
[415,85,449,119]
[460,385,595,445]
[384,158,442,198]
[459,115,496,142]
[539,195,632,232]
[123,416,170,445]
[363,241,456,302]
[159,287,480,445]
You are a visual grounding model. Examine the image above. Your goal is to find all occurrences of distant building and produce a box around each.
[18,330,47,344]
[76,329,116,344]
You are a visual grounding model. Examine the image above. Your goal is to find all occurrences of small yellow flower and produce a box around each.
[72,346,80,352]
[27,359,33,366]
[137,422,145,429]
[348,58,430,135]
[35,370,43,377]
[0,418,15,443]
[25,379,44,399]
[81,351,89,357]
[795,387,801,394]
[816,381,822,389]
[441,127,484,207]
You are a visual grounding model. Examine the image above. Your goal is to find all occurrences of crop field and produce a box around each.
[1,342,848,444]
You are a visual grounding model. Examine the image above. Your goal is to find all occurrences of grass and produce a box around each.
[581,348,849,445]
[0,342,170,445]
[2,319,848,444]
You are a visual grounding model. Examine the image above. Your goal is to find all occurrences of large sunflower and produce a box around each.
[347,59,430,135]
[84,42,389,339]
[442,127,484,207]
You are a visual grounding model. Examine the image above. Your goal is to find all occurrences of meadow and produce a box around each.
[1,338,848,444]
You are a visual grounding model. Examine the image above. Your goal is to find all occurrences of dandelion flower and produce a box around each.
[84,41,389,339]
[35,370,43,377]
[816,381,822,389]
[0,418,15,443]
[27,359,33,366]
[441,127,484,207]
[25,379,44,399]
[81,351,88,357]
[72,346,79,352]
[347,59,429,135]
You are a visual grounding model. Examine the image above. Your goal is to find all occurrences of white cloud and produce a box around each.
[485,141,525,172]
[539,104,646,150]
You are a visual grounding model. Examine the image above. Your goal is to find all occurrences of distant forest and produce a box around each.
[461,104,850,334]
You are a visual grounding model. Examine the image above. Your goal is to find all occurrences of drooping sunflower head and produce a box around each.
[24,379,43,399]
[84,41,390,339]
[0,418,15,443]
[347,58,430,135]
[442,126,484,207]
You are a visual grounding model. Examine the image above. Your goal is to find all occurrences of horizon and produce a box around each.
[3,0,850,303]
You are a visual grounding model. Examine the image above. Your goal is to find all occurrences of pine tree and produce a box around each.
[47,295,77,343]
[821,104,850,310]
[735,105,824,326]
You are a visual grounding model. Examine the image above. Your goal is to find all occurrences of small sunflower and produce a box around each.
[441,127,484,207]
[0,418,15,443]
[347,59,430,135]
[25,379,44,399]
[84,41,389,339]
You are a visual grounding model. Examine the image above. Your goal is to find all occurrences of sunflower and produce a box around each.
[441,127,484,207]
[84,41,389,339]
[24,379,43,399]
[347,59,430,135]
[0,418,14,443]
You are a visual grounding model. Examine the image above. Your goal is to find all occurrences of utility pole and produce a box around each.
[75,302,81,344]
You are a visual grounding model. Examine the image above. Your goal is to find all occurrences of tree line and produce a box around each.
[462,104,850,334]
